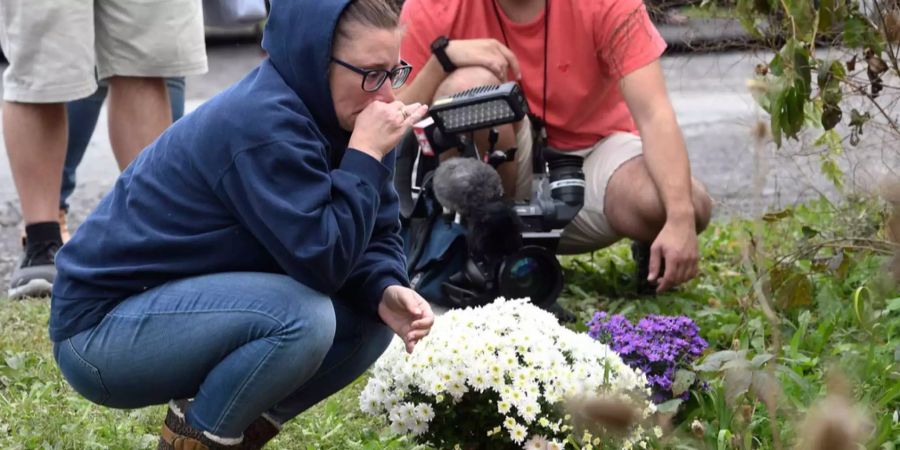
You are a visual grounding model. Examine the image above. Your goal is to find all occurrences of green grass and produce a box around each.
[1,197,898,449]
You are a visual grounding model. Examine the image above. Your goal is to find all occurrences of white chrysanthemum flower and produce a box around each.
[361,298,654,448]
[510,423,528,444]
[519,397,540,424]
[414,403,435,422]
[523,434,548,449]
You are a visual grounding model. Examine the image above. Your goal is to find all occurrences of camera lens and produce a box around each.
[547,154,585,206]
[497,246,563,308]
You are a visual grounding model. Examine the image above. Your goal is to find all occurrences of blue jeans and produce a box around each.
[60,77,186,211]
[53,272,392,438]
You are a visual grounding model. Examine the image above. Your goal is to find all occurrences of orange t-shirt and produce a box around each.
[400,0,667,150]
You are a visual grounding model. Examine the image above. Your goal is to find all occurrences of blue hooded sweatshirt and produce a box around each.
[49,0,408,343]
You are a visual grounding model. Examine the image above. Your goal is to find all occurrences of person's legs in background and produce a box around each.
[59,77,186,239]
[106,76,172,169]
[2,0,98,299]
[93,0,205,170]
[58,83,107,242]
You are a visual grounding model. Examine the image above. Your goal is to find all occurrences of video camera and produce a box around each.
[395,82,585,313]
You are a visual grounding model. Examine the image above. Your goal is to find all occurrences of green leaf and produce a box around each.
[844,14,869,48]
[737,0,765,38]
[886,297,900,312]
[814,129,843,154]
[655,398,684,414]
[790,310,812,354]
[852,285,871,328]
[801,225,819,238]
[786,0,817,40]
[821,104,842,130]
[770,265,814,309]
[763,208,793,222]
[750,353,775,368]
[877,382,900,408]
[694,350,743,372]
[724,364,753,406]
[849,108,871,128]
[843,12,884,51]
[750,370,780,407]
[770,89,784,147]
[783,86,806,138]
[769,52,785,76]
[4,354,25,371]
[672,370,697,397]
[820,157,845,189]
[717,429,734,450]
[722,358,752,371]
[817,0,844,33]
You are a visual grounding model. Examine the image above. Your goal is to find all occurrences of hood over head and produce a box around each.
[262,0,354,154]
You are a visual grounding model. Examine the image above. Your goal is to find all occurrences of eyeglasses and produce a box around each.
[331,57,412,92]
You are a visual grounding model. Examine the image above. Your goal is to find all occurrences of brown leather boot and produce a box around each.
[241,415,280,450]
[157,400,244,450]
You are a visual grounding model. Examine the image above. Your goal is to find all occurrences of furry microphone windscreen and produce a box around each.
[432,157,504,218]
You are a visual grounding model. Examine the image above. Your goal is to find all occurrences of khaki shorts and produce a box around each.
[512,118,643,254]
[0,0,207,103]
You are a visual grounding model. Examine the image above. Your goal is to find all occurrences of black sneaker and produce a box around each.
[8,239,61,299]
[631,241,662,296]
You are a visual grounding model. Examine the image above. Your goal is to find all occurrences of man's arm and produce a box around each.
[620,59,699,291]
[397,40,522,106]
[396,55,450,106]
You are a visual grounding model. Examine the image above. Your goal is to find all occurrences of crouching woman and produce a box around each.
[49,0,432,448]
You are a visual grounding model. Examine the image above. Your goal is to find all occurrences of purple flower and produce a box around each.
[586,312,708,402]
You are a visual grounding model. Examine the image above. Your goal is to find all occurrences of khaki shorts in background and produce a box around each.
[0,0,207,103]
[513,118,644,254]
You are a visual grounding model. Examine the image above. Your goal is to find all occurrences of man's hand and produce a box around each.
[648,218,699,293]
[378,285,434,354]
[445,39,522,81]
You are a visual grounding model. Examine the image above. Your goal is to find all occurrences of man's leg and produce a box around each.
[61,76,183,219]
[558,133,711,253]
[166,77,188,122]
[4,103,68,225]
[106,76,171,169]
[95,0,206,169]
[604,156,712,242]
[1,0,97,298]
[606,154,712,294]
[60,83,109,223]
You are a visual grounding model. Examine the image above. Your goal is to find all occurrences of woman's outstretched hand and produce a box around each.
[378,285,434,354]
[349,101,428,161]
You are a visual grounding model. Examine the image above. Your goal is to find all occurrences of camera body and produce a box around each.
[397,82,584,310]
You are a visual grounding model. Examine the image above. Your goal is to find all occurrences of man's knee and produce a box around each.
[692,179,713,232]
[434,66,504,100]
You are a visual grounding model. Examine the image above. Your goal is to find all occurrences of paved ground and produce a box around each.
[0,42,897,284]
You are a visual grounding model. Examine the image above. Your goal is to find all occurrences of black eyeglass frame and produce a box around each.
[331,57,413,92]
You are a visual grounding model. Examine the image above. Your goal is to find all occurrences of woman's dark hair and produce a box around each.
[335,0,400,43]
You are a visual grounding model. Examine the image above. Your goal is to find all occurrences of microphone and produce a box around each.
[432,157,503,219]
[433,157,522,260]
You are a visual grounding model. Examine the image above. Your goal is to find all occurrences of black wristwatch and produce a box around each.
[430,35,456,73]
